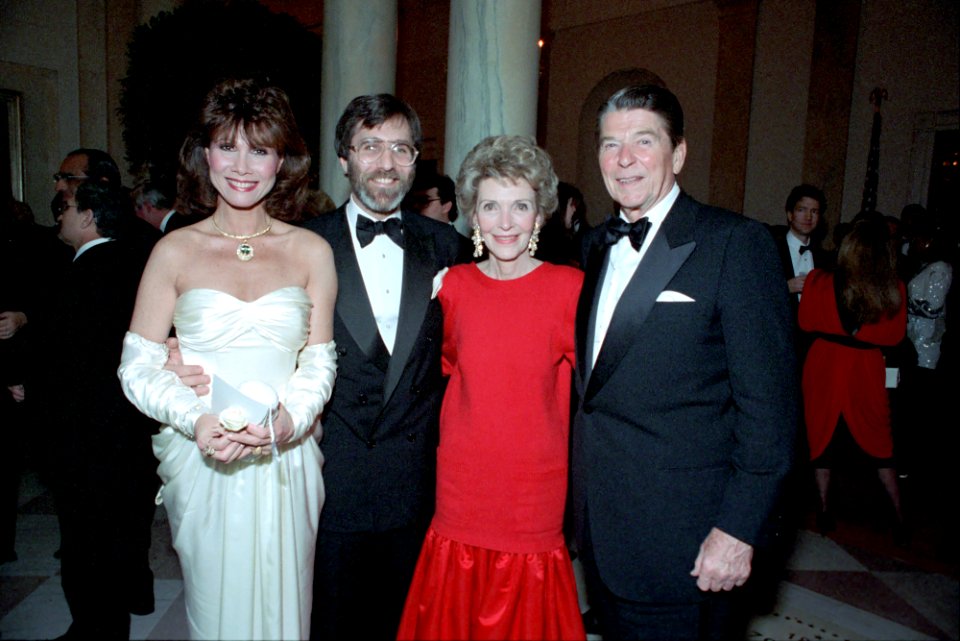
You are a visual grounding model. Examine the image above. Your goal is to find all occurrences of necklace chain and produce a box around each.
[211,216,272,240]
[212,216,272,262]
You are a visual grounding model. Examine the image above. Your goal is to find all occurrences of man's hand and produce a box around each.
[6,385,25,403]
[164,337,210,396]
[0,311,27,340]
[690,527,753,592]
[787,274,807,294]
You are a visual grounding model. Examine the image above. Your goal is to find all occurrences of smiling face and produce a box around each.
[787,196,821,241]
[204,128,283,212]
[598,108,686,222]
[339,116,416,218]
[474,177,541,266]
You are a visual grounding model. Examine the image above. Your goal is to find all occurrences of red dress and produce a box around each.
[397,263,586,641]
[799,269,907,460]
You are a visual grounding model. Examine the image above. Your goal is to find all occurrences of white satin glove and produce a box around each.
[283,340,337,441]
[118,331,206,437]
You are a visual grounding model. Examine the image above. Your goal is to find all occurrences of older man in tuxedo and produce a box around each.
[571,85,797,640]
[303,94,464,641]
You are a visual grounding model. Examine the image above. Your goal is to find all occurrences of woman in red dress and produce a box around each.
[799,217,907,537]
[397,136,585,640]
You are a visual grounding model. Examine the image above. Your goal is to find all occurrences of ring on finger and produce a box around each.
[253,446,263,457]
[203,445,215,457]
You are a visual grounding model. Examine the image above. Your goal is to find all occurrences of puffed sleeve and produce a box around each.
[117,331,207,438]
[283,340,338,441]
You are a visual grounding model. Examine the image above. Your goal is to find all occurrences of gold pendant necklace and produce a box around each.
[212,216,272,262]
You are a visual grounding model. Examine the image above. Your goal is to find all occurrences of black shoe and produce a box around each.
[53,547,61,559]
[582,608,602,635]
[1,549,17,563]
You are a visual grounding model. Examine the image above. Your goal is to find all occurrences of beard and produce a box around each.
[347,161,415,215]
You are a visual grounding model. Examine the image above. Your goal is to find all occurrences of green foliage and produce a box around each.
[119,0,322,193]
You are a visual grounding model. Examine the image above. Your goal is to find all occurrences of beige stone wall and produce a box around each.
[839,0,959,222]
[542,1,719,225]
[4,0,956,228]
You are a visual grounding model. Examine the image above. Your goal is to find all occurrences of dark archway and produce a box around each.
[119,0,322,195]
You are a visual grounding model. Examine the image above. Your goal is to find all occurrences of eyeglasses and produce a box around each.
[349,140,419,166]
[56,202,78,216]
[53,172,89,183]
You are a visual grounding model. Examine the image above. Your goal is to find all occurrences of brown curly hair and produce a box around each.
[176,78,310,221]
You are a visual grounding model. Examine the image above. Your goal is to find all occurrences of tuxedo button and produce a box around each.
[366,439,376,449]
[406,433,417,442]
[358,393,368,405]
[336,346,347,357]
[410,385,421,395]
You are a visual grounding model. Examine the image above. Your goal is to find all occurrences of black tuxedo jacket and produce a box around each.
[770,225,834,313]
[571,192,798,603]
[36,240,158,500]
[34,240,160,624]
[303,206,463,532]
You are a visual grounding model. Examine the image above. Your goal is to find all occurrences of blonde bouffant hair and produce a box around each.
[455,135,559,219]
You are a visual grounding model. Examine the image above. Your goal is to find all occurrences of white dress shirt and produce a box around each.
[786,230,815,277]
[592,183,680,368]
[786,230,815,301]
[346,196,403,354]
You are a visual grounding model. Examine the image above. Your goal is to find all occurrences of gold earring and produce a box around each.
[472,224,484,258]
[527,222,540,257]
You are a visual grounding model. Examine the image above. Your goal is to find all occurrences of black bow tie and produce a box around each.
[798,244,811,255]
[356,216,404,248]
[604,216,652,251]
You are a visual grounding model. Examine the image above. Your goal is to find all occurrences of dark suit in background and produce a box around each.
[37,240,159,638]
[304,206,462,641]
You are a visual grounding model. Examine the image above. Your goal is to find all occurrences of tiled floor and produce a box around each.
[1,466,957,641]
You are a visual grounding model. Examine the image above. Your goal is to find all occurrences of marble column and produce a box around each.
[320,0,398,206]
[708,0,759,214]
[444,0,542,235]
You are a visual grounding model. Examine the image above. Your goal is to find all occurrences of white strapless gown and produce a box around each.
[154,287,323,640]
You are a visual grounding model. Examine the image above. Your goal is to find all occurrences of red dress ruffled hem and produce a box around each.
[397,527,586,641]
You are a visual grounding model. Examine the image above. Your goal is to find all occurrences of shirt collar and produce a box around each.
[74,237,113,261]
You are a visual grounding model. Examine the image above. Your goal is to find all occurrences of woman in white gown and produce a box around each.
[118,78,337,640]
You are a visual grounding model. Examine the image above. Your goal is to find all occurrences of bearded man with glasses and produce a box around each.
[301,94,467,641]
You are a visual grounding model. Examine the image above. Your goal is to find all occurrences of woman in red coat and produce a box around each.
[799,217,906,538]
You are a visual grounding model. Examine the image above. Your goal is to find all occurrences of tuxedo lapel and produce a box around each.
[585,195,698,401]
[576,236,610,385]
[383,212,434,403]
[328,211,386,368]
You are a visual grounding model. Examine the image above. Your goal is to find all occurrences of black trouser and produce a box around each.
[52,448,158,639]
[310,521,426,641]
[579,526,745,641]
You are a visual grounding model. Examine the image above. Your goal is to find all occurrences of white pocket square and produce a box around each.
[656,290,695,302]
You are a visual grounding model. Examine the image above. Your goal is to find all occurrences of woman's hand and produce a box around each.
[197,406,298,462]
[195,413,249,464]
[219,406,294,459]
